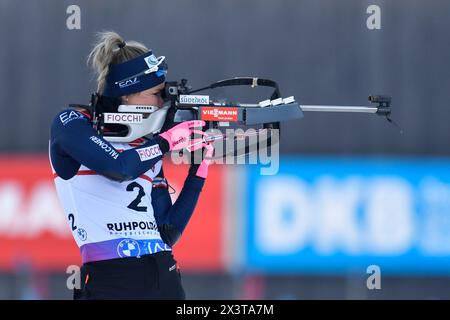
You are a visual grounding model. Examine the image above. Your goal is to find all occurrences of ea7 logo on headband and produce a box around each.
[118,77,140,89]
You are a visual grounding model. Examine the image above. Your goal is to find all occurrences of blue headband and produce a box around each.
[102,51,168,97]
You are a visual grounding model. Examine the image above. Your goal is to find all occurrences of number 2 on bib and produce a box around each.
[126,182,147,212]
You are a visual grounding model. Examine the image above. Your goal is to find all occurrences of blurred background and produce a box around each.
[1,0,450,299]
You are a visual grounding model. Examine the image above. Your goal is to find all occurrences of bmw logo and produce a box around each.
[77,228,87,241]
[117,239,141,258]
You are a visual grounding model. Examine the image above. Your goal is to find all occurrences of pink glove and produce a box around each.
[159,120,206,151]
[194,142,214,179]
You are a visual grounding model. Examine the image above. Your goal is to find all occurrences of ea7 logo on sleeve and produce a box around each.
[136,145,162,161]
[59,110,83,125]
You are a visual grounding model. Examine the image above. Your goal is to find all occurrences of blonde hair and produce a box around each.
[87,31,149,93]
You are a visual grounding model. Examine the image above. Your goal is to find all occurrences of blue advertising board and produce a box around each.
[244,157,450,275]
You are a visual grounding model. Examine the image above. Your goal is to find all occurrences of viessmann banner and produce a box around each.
[0,156,224,271]
[243,157,450,274]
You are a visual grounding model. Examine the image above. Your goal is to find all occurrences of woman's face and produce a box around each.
[124,82,165,107]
